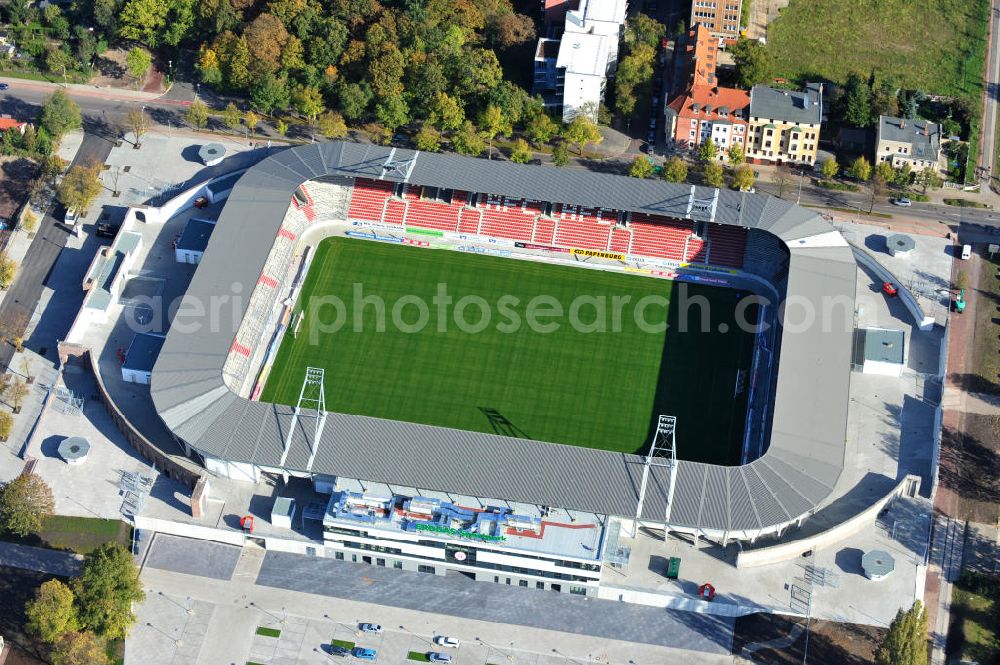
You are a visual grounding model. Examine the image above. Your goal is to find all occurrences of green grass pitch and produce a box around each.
[261,237,756,464]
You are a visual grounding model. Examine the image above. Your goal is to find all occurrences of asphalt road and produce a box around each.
[0,131,113,371]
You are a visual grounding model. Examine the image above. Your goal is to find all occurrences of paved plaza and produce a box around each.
[144,533,242,580]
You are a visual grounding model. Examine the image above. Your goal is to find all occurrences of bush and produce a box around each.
[814,179,859,192]
[0,410,11,439]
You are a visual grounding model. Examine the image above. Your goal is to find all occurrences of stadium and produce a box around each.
[150,141,855,592]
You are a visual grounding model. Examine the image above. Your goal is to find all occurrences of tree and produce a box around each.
[244,111,260,138]
[414,125,442,152]
[698,138,718,162]
[703,162,725,187]
[918,167,943,192]
[870,173,887,213]
[955,270,969,291]
[26,580,79,644]
[770,167,790,198]
[245,13,288,78]
[221,102,241,130]
[196,46,222,85]
[563,114,602,156]
[21,210,38,235]
[625,13,667,49]
[118,0,168,46]
[45,47,72,77]
[317,111,347,139]
[552,142,569,167]
[275,119,288,136]
[875,160,895,183]
[727,145,745,165]
[427,92,464,131]
[821,157,840,179]
[292,85,324,121]
[73,544,145,640]
[894,162,913,187]
[5,376,28,406]
[730,38,773,88]
[58,163,102,213]
[875,601,927,665]
[51,631,108,665]
[0,254,16,289]
[226,35,253,89]
[509,138,533,164]
[0,474,54,536]
[485,12,535,50]
[848,155,872,181]
[124,47,151,82]
[185,99,209,129]
[250,74,291,114]
[452,121,486,157]
[843,72,874,127]
[126,108,150,148]
[731,164,755,190]
[477,105,511,159]
[525,110,559,146]
[40,155,67,182]
[375,94,409,131]
[0,411,11,440]
[40,91,82,141]
[629,155,654,178]
[663,156,688,183]
[337,82,372,121]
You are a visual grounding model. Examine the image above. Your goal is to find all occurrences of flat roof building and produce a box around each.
[174,218,216,265]
[122,333,166,385]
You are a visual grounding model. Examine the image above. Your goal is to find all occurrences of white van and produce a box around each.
[961,244,972,260]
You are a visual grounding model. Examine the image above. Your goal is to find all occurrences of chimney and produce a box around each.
[923,125,929,137]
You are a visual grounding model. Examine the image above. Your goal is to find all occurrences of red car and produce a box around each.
[194,196,209,209]
[882,282,898,297]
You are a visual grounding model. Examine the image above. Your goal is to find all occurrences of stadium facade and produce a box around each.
[151,142,856,590]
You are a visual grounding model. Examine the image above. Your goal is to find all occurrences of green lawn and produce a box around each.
[0,515,130,554]
[406,652,431,662]
[766,0,989,103]
[261,237,756,464]
[331,639,356,649]
[971,249,1000,394]
[256,626,281,638]
[950,574,999,664]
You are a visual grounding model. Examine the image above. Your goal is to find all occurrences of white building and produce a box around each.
[322,478,608,597]
[534,0,628,122]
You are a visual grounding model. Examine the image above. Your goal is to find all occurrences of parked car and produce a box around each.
[328,645,350,657]
[961,244,972,260]
[892,197,911,207]
[646,129,656,144]
[193,196,209,209]
[63,208,79,227]
[351,647,377,660]
[359,623,382,634]
[434,636,460,648]
[0,83,8,90]
[428,653,453,663]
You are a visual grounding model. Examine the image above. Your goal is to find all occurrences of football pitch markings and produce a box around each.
[261,237,754,462]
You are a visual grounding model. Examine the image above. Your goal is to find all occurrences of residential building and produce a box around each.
[745,83,823,166]
[533,0,628,122]
[0,117,29,134]
[664,25,750,153]
[875,115,945,172]
[690,0,743,45]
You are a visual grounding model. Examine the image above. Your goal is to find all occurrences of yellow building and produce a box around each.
[745,84,823,166]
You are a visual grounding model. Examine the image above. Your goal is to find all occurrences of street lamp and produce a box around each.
[60,64,67,87]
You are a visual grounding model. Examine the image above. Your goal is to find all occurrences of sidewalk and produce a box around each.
[0,540,82,576]
[0,75,172,104]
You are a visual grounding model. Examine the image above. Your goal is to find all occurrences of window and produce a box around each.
[519,580,528,587]
[418,565,435,574]
[335,552,344,560]
[376,558,385,567]
[505,578,511,585]
[569,586,588,595]
[351,554,358,562]
[536,582,545,589]
[393,561,403,569]
[494,576,500,583]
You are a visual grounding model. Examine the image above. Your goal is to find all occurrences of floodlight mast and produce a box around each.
[632,415,678,540]
[280,366,327,468]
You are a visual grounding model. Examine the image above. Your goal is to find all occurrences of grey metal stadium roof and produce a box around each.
[151,141,855,537]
